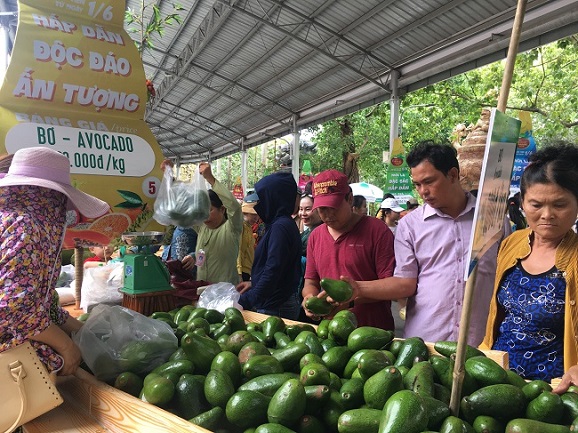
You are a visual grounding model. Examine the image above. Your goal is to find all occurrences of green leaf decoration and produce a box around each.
[117,190,143,205]
[115,201,142,209]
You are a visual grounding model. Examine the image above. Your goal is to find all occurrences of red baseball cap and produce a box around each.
[312,169,351,209]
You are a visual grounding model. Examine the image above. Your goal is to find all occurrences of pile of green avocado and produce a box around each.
[97,303,578,433]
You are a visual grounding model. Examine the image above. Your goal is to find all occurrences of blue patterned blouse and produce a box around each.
[493,261,566,380]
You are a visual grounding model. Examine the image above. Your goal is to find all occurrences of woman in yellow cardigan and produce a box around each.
[479,142,578,393]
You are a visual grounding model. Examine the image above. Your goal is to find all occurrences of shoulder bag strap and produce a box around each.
[4,361,27,433]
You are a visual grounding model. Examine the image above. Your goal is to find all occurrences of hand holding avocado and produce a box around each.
[321,277,355,304]
[302,276,357,320]
[553,364,578,395]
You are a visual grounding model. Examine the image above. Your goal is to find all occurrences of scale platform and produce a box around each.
[119,232,175,315]
[122,290,176,316]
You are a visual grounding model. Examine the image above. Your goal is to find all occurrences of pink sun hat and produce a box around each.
[0,147,111,218]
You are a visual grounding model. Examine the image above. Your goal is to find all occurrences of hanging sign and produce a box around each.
[466,108,521,277]
[385,137,414,204]
[510,110,537,195]
[0,0,166,247]
[232,176,244,201]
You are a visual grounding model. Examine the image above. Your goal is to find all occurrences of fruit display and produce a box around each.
[88,306,576,433]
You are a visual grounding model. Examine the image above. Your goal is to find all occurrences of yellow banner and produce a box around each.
[0,0,165,248]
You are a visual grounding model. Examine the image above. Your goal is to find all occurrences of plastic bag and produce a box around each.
[56,264,75,287]
[80,261,124,312]
[153,166,210,227]
[197,282,243,313]
[73,304,178,382]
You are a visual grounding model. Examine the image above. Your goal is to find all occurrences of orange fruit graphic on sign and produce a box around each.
[89,212,131,238]
[63,229,111,249]
[122,206,143,222]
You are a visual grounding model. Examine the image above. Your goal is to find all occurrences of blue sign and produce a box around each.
[510,131,537,193]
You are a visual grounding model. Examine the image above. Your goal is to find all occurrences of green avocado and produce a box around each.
[267,378,306,427]
[379,389,428,433]
[337,408,381,433]
[304,296,332,316]
[225,390,271,430]
[320,277,353,302]
[505,418,570,433]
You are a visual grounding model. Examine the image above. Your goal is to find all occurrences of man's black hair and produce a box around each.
[352,195,366,208]
[406,140,459,176]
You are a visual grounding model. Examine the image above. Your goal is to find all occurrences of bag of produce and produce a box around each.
[197,282,242,313]
[73,304,178,382]
[79,261,124,312]
[153,165,210,227]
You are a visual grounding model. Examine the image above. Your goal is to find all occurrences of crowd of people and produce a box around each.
[1,140,577,393]
[154,139,578,389]
[318,141,576,390]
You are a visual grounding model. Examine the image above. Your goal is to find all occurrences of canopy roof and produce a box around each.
[1,0,577,163]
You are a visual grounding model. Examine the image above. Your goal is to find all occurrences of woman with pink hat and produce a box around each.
[0,147,110,376]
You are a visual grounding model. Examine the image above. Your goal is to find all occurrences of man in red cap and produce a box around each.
[301,169,396,330]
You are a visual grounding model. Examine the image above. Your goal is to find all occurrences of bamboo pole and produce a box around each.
[450,0,527,415]
[449,263,479,415]
[74,246,84,310]
[497,0,528,112]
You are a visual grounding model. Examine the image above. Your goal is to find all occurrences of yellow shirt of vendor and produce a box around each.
[195,179,243,285]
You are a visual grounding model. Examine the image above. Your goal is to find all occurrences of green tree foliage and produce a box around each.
[125,1,184,55]
[177,144,277,192]
[307,104,391,186]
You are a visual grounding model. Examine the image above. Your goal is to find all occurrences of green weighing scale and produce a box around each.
[119,231,172,295]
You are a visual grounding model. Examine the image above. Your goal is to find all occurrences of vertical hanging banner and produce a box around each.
[465,108,521,276]
[385,137,414,204]
[232,176,244,201]
[298,159,313,191]
[510,110,537,195]
[0,0,165,248]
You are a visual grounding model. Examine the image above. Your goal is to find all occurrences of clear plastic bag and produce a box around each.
[73,304,178,382]
[56,264,75,287]
[153,166,211,227]
[80,261,124,312]
[197,282,243,313]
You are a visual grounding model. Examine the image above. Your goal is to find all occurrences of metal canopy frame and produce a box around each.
[1,0,577,164]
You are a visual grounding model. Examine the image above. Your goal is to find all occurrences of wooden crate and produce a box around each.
[242,310,508,369]
[242,310,318,328]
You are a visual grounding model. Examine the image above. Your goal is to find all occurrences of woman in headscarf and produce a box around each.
[0,147,110,375]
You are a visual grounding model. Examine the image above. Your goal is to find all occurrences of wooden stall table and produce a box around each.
[23,369,209,433]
